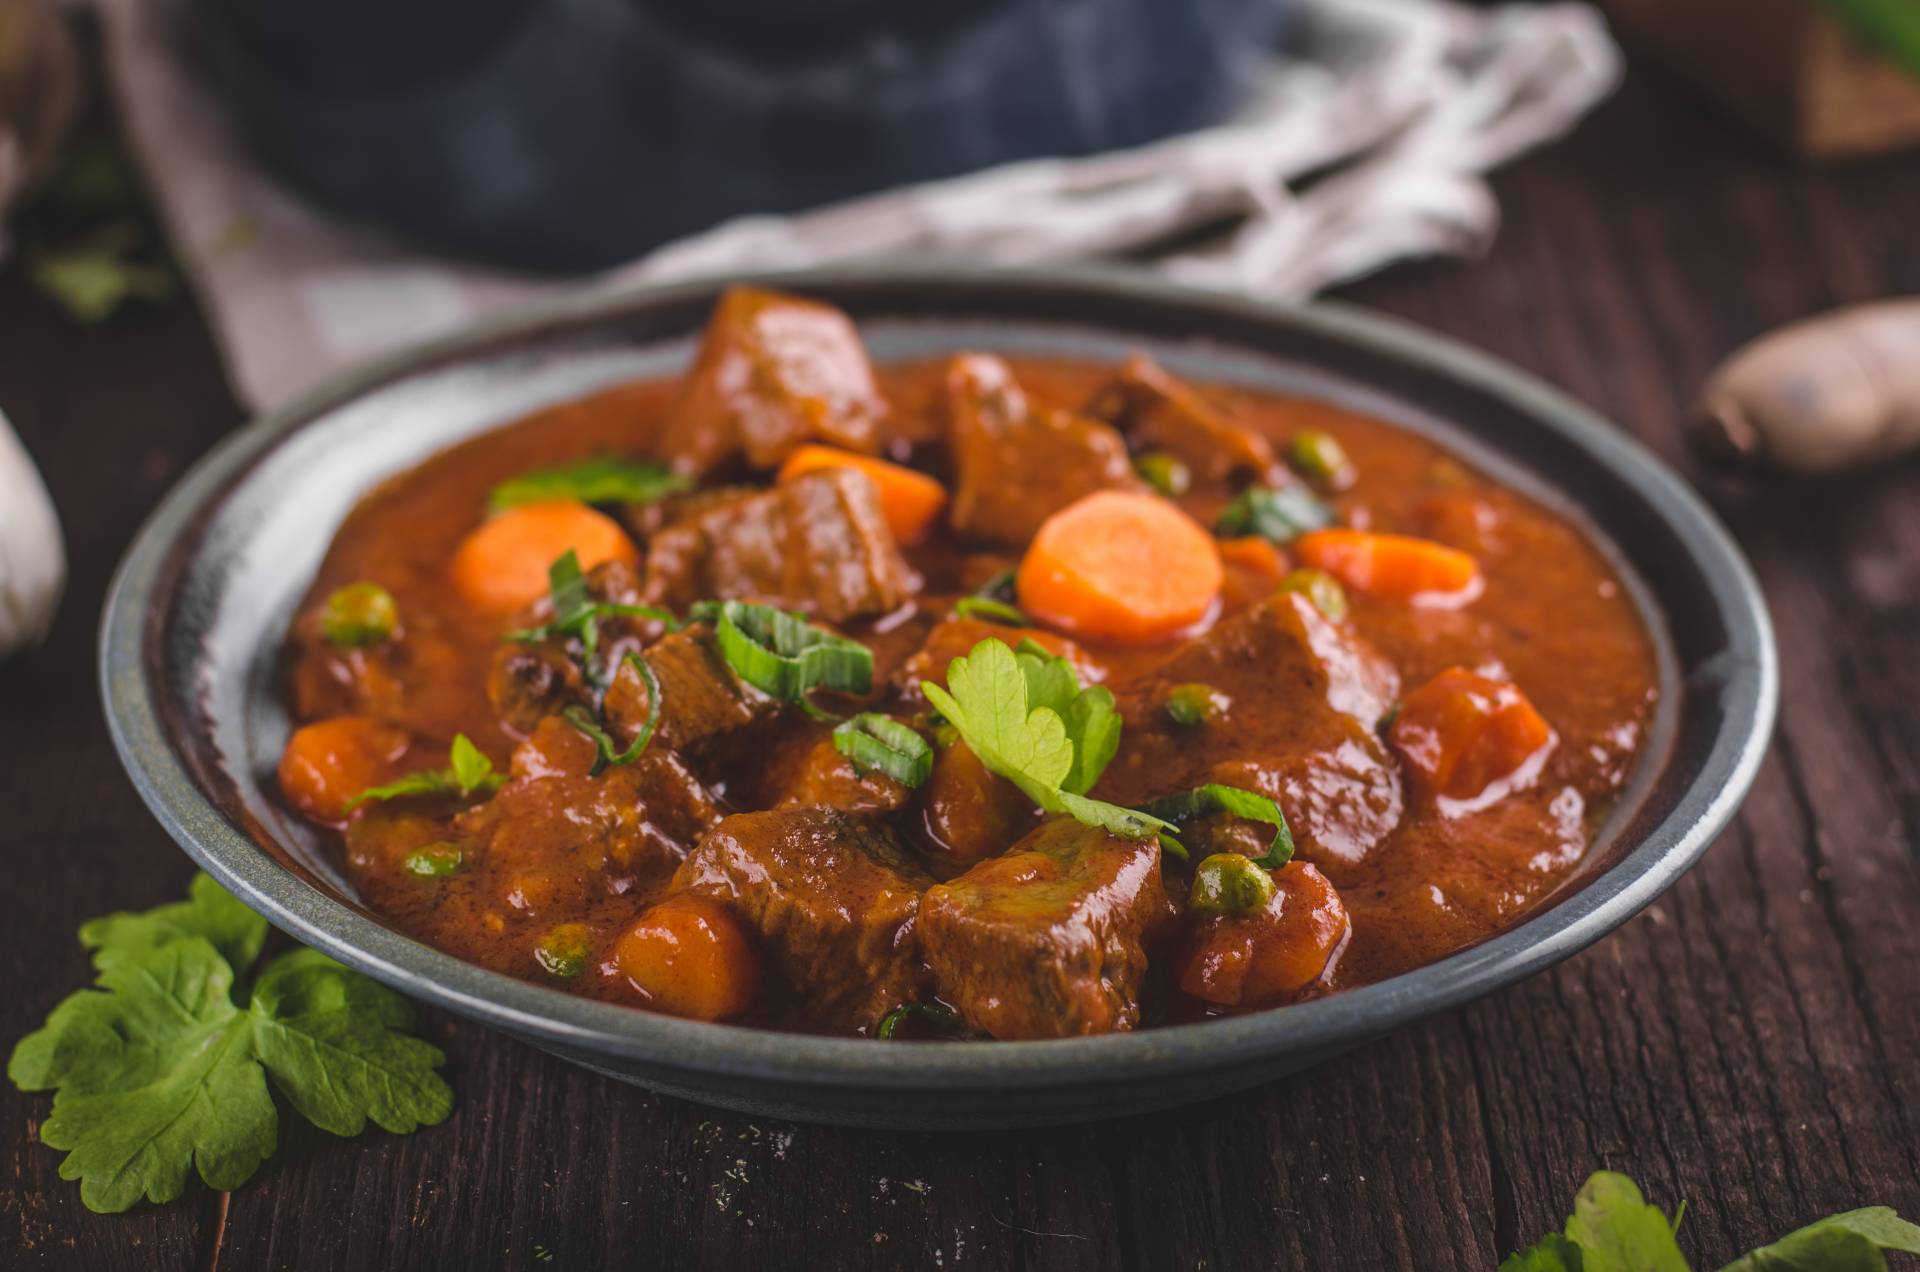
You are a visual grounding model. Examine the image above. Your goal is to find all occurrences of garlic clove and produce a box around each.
[0,406,65,657]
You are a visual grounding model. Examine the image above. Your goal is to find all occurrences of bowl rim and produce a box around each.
[100,265,1777,1093]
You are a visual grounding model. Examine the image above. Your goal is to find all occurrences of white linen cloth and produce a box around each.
[96,0,1621,411]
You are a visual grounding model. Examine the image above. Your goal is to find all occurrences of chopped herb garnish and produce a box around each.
[1215,483,1334,545]
[1139,783,1294,870]
[691,600,873,708]
[1133,451,1192,497]
[562,654,663,776]
[8,873,452,1213]
[487,456,690,513]
[833,714,934,787]
[875,1002,978,1040]
[973,568,1018,603]
[1163,682,1227,728]
[321,582,399,647]
[346,735,503,811]
[533,924,594,979]
[922,638,1169,842]
[1504,1170,1920,1271]
[506,551,679,681]
[953,596,1028,626]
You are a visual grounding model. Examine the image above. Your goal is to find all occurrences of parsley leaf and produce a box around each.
[487,456,690,513]
[1562,1172,1690,1272]
[1215,483,1333,544]
[8,875,453,1213]
[922,638,1171,842]
[1721,1208,1920,1271]
[506,551,679,680]
[346,734,504,811]
[79,871,268,974]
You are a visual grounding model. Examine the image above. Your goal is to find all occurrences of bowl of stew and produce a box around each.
[101,268,1775,1127]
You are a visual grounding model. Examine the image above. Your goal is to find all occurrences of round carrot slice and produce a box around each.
[776,444,949,545]
[1016,491,1222,644]
[1293,529,1479,605]
[450,500,638,614]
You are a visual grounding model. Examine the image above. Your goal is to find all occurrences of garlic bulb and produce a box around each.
[0,406,64,656]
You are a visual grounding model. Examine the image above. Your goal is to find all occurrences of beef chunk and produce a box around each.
[643,468,918,622]
[661,287,888,475]
[672,808,932,1030]
[454,717,722,908]
[1086,354,1280,483]
[601,625,772,759]
[738,718,911,815]
[1099,592,1403,873]
[911,740,1037,875]
[488,642,588,737]
[920,819,1167,1039]
[944,354,1138,546]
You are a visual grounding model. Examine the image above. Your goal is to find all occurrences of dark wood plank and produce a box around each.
[5,57,1919,1272]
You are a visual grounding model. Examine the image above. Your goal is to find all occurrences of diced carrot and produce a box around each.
[278,715,411,823]
[450,500,637,614]
[776,445,949,545]
[1015,491,1222,644]
[614,895,760,1022]
[1388,667,1554,806]
[1181,862,1349,1008]
[1294,529,1479,605]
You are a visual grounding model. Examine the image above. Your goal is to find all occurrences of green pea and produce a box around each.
[1189,853,1278,917]
[1164,683,1227,728]
[1277,568,1349,622]
[1286,431,1356,491]
[534,923,595,979]
[401,842,464,878]
[322,581,399,647]
[1133,452,1192,498]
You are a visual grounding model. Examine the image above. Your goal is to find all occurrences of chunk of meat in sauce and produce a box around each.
[660,286,889,475]
[451,718,721,906]
[919,818,1168,1039]
[892,615,1104,701]
[643,468,918,622]
[1181,861,1350,1009]
[943,353,1139,546]
[1085,354,1281,483]
[601,624,773,760]
[739,718,911,815]
[486,559,665,737]
[671,808,932,1031]
[1100,592,1403,874]
[911,740,1037,876]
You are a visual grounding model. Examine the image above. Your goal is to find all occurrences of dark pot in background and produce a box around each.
[188,0,1289,273]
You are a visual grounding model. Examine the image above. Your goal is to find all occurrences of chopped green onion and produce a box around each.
[533,923,594,979]
[972,568,1018,603]
[347,734,503,811]
[1285,430,1356,490]
[1216,484,1334,545]
[562,653,662,776]
[875,1002,976,1040]
[1189,853,1279,917]
[953,596,1027,626]
[833,714,934,787]
[1277,568,1349,621]
[321,582,398,647]
[1164,683,1227,728]
[401,842,464,878]
[691,600,873,705]
[1138,782,1294,870]
[1133,451,1192,497]
[488,456,691,513]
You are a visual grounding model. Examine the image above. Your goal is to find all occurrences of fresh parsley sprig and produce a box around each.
[8,874,452,1213]
[1505,1171,1920,1271]
[921,638,1170,842]
[563,653,664,775]
[346,734,503,810]
[487,455,691,513]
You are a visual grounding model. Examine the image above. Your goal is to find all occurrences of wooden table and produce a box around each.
[5,62,1918,1272]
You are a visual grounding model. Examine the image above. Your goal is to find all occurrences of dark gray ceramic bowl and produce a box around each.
[100,268,1776,1129]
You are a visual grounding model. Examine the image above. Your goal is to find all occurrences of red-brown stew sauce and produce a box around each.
[278,287,1659,1039]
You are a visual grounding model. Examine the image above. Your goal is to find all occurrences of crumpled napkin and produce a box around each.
[97,0,1620,411]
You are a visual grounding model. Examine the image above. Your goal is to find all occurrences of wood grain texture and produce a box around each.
[4,62,1918,1272]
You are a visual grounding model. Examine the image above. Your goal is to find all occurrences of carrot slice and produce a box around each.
[1016,491,1222,644]
[1388,667,1554,807]
[615,895,760,1021]
[1294,529,1479,605]
[776,444,949,545]
[278,715,411,823]
[451,500,637,614]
